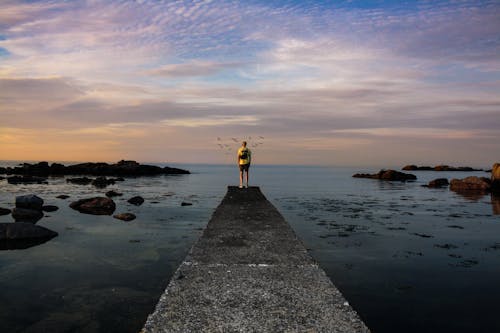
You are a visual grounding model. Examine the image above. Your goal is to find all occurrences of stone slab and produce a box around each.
[143,186,370,333]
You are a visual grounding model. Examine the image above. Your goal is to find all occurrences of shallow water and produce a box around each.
[0,163,498,332]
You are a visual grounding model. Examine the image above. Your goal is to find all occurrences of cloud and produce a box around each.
[0,0,499,165]
[147,60,240,78]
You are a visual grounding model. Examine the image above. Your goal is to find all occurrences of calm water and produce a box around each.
[1,163,499,332]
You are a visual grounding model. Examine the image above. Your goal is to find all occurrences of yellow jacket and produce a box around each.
[237,147,251,165]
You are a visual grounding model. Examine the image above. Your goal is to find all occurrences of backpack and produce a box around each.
[240,149,248,159]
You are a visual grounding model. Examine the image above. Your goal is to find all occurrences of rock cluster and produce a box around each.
[353,169,417,182]
[1,160,189,178]
[402,165,482,171]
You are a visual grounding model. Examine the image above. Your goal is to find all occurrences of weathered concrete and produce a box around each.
[143,186,370,333]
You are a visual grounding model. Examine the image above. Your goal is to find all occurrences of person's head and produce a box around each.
[242,141,247,147]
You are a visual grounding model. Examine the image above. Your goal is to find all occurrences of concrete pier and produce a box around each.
[142,186,370,332]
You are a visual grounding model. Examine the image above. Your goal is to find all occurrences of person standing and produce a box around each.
[237,141,251,188]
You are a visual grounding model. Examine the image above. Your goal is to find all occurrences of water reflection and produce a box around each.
[452,190,488,202]
[492,194,500,215]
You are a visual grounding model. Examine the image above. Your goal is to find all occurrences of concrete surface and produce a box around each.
[142,186,370,333]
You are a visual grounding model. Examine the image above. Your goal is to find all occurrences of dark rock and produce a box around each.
[42,205,59,212]
[113,213,136,221]
[402,164,482,171]
[12,208,44,223]
[181,202,193,206]
[491,163,500,193]
[0,207,11,216]
[353,169,416,182]
[1,160,190,177]
[450,176,491,192]
[70,197,116,215]
[56,195,70,199]
[91,176,115,188]
[49,163,66,174]
[163,166,190,174]
[0,222,58,250]
[128,196,144,206]
[402,165,432,171]
[67,177,92,185]
[16,194,44,210]
[0,176,5,180]
[427,178,449,188]
[7,175,47,184]
[105,190,123,197]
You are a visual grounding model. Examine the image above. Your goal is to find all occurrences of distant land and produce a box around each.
[402,165,483,172]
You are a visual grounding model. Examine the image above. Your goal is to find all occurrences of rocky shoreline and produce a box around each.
[0,160,190,179]
[402,164,483,172]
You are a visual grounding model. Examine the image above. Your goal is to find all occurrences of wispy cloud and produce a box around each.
[0,0,498,165]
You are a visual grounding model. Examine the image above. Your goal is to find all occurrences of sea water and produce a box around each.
[0,163,499,332]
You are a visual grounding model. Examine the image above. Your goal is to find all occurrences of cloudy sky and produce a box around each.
[0,0,499,167]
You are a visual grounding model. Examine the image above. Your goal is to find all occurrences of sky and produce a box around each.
[0,0,499,167]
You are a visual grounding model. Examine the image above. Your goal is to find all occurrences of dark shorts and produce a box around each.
[239,164,250,171]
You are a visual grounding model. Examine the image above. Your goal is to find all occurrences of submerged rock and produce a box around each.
[67,177,93,185]
[16,194,44,210]
[353,169,416,182]
[56,195,70,199]
[181,202,193,206]
[424,178,449,188]
[42,205,59,212]
[127,196,144,206]
[12,208,44,223]
[70,197,116,215]
[105,190,123,197]
[7,175,47,184]
[91,176,115,188]
[450,176,491,192]
[0,207,12,216]
[113,213,136,221]
[0,222,58,250]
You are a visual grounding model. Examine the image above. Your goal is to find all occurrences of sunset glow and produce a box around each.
[1,0,499,166]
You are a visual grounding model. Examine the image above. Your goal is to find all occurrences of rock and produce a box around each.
[491,163,500,193]
[7,175,47,184]
[402,165,482,171]
[113,213,136,221]
[42,205,59,212]
[426,178,449,188]
[450,176,491,192]
[16,194,44,210]
[105,190,123,197]
[0,176,5,180]
[0,207,11,216]
[181,202,193,206]
[353,169,416,182]
[127,196,144,206]
[56,195,70,199]
[1,160,190,177]
[67,177,92,185]
[0,222,58,250]
[70,197,116,215]
[91,176,115,188]
[11,208,44,223]
[402,165,432,171]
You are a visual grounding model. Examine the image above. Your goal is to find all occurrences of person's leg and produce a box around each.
[245,167,249,187]
[239,167,244,188]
